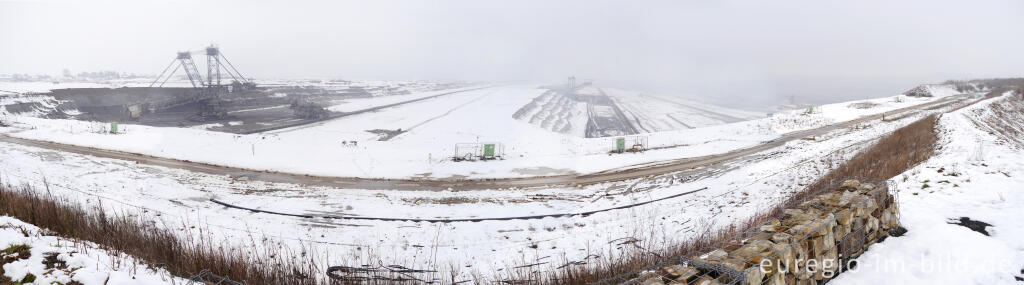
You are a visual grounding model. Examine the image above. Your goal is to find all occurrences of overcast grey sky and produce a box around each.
[2,0,1022,106]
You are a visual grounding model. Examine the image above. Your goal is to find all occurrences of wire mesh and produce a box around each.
[592,177,902,285]
[187,269,245,285]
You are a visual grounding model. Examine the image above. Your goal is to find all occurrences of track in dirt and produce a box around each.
[0,95,971,191]
[251,85,497,134]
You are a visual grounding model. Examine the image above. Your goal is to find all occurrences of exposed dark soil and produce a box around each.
[948,217,993,236]
[889,226,908,237]
[0,243,31,283]
[42,252,67,270]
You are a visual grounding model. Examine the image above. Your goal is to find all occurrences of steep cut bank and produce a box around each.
[1,94,79,119]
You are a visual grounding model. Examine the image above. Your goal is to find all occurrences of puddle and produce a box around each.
[947,217,993,236]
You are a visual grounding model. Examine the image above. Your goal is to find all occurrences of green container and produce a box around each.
[616,137,625,152]
[110,122,118,133]
[483,144,496,157]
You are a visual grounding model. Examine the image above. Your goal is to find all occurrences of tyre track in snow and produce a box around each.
[252,85,498,134]
[0,95,973,191]
[209,186,708,223]
[380,89,497,141]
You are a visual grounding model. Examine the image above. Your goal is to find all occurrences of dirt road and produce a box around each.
[243,85,498,134]
[0,95,969,191]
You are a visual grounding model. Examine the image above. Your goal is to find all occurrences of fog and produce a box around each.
[2,0,1022,107]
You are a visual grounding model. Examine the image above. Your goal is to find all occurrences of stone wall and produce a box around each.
[634,179,901,285]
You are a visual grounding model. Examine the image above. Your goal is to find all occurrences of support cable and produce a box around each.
[219,53,249,83]
[149,58,178,87]
[158,63,182,87]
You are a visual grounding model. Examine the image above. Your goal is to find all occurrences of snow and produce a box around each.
[3,84,964,180]
[2,85,782,179]
[770,94,946,133]
[324,86,483,112]
[0,79,1003,281]
[832,92,1024,284]
[0,88,969,280]
[0,80,193,94]
[512,87,765,136]
[0,82,116,94]
[905,83,971,98]
[227,104,289,114]
[0,216,188,284]
[512,90,590,136]
[0,93,80,117]
[603,88,766,132]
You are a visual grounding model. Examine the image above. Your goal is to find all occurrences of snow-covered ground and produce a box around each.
[0,77,460,91]
[0,87,974,281]
[0,84,966,179]
[770,94,935,133]
[323,85,482,113]
[0,79,462,97]
[258,78,467,95]
[0,93,79,118]
[0,80,193,94]
[0,216,188,284]
[511,86,765,137]
[832,92,1024,284]
[602,88,766,132]
[903,81,985,98]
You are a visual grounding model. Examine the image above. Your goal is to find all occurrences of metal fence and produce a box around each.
[187,269,244,285]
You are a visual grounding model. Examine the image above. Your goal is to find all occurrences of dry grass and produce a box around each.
[0,181,326,285]
[520,213,774,285]
[520,114,941,284]
[0,180,483,284]
[775,115,937,213]
[973,89,1024,148]
[1,90,973,284]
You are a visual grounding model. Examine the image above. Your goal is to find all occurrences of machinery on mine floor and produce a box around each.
[452,142,505,161]
[563,76,592,98]
[612,136,648,154]
[149,45,256,121]
[290,100,330,120]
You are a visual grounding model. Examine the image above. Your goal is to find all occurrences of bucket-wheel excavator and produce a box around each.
[149,45,256,120]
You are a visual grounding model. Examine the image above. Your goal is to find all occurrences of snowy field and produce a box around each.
[1,84,964,179]
[833,92,1024,284]
[322,86,482,113]
[0,80,193,94]
[511,86,765,137]
[0,89,977,281]
[601,87,766,132]
[0,216,188,284]
[0,78,457,95]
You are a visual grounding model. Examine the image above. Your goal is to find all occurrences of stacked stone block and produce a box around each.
[633,179,901,285]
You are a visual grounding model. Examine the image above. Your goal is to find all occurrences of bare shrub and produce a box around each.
[775,115,937,213]
[0,181,324,285]
[527,115,940,284]
[973,90,1024,148]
